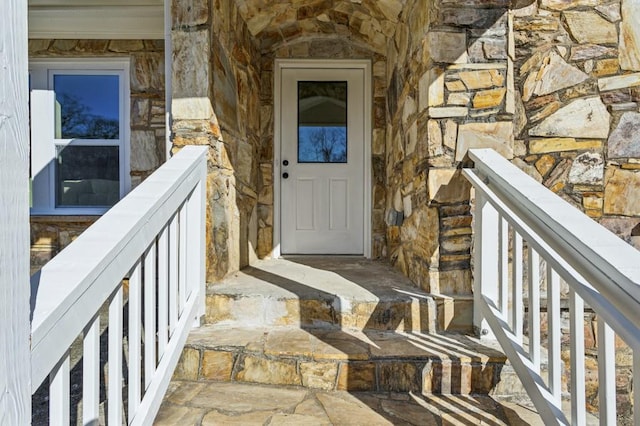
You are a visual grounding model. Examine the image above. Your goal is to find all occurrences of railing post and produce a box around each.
[474,191,499,339]
[187,153,207,326]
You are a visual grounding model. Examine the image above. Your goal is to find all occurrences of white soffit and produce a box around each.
[28,0,164,39]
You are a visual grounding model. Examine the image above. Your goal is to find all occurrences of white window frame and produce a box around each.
[29,58,131,215]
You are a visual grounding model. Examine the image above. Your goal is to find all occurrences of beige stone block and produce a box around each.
[428,68,445,107]
[529,138,602,154]
[529,97,610,139]
[459,69,504,90]
[534,51,589,96]
[620,0,640,71]
[445,80,467,92]
[172,0,208,27]
[598,72,640,91]
[173,347,200,380]
[172,97,214,120]
[172,30,210,98]
[428,31,468,64]
[594,58,620,77]
[379,362,421,392]
[472,88,506,109]
[336,362,376,391]
[427,169,472,203]
[429,107,468,118]
[456,122,514,161]
[236,355,301,386]
[130,130,160,172]
[448,92,470,106]
[604,168,640,215]
[443,120,457,150]
[201,350,234,381]
[583,195,603,210]
[300,362,338,390]
[438,268,472,295]
[535,154,556,176]
[564,11,617,44]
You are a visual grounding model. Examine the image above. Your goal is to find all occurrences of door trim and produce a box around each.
[273,59,372,258]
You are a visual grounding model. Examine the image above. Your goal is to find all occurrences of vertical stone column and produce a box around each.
[170,0,239,282]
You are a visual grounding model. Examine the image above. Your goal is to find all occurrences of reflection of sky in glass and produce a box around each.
[298,126,347,163]
[54,74,119,139]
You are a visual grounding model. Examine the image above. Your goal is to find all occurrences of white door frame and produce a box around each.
[273,59,372,258]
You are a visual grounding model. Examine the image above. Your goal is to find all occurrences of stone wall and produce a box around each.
[29,39,165,273]
[384,0,513,331]
[512,0,639,420]
[171,0,261,281]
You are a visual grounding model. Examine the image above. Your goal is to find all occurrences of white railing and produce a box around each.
[463,148,640,425]
[30,145,207,425]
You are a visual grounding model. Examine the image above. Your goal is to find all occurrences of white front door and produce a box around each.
[279,65,366,254]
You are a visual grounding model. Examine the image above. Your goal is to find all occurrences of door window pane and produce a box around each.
[56,145,120,207]
[54,74,120,139]
[298,81,347,163]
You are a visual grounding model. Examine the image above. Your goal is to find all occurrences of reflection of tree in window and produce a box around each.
[300,127,347,162]
[58,93,119,139]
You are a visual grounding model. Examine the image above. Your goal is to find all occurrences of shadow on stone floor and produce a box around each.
[241,257,525,425]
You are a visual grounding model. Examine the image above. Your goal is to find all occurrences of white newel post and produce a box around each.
[187,158,207,326]
[0,0,32,422]
[474,191,499,339]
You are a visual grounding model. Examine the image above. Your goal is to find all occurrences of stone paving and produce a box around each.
[155,381,544,425]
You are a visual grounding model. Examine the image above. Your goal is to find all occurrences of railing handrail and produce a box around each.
[466,148,640,331]
[30,145,208,391]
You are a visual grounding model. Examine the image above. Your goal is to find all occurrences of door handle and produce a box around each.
[283,160,289,166]
[282,172,289,179]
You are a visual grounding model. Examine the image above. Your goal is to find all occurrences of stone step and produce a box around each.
[156,380,546,425]
[174,325,520,396]
[205,257,438,332]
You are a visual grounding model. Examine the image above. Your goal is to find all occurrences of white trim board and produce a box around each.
[273,59,372,258]
[28,5,164,39]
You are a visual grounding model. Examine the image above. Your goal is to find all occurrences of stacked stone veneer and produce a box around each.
[169,0,263,282]
[383,0,514,331]
[512,0,639,421]
[28,39,165,273]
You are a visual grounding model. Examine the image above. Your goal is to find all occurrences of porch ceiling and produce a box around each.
[28,0,164,39]
[233,0,407,53]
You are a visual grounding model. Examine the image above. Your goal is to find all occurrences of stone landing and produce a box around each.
[205,257,438,331]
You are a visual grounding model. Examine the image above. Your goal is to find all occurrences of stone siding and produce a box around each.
[170,0,262,281]
[29,39,165,272]
[512,1,639,420]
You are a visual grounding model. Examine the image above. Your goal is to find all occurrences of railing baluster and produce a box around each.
[528,246,541,371]
[108,287,123,425]
[570,288,586,425]
[547,267,562,405]
[144,243,157,391]
[512,230,523,342]
[50,354,70,424]
[499,216,509,317]
[157,226,169,357]
[129,261,143,419]
[83,317,100,425]
[473,192,499,338]
[169,213,179,333]
[634,352,640,426]
[597,319,616,425]
[178,203,188,313]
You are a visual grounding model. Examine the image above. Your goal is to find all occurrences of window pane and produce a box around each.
[54,74,120,139]
[56,145,120,207]
[298,81,347,163]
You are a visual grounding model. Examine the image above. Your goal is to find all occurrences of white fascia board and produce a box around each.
[29,5,164,39]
